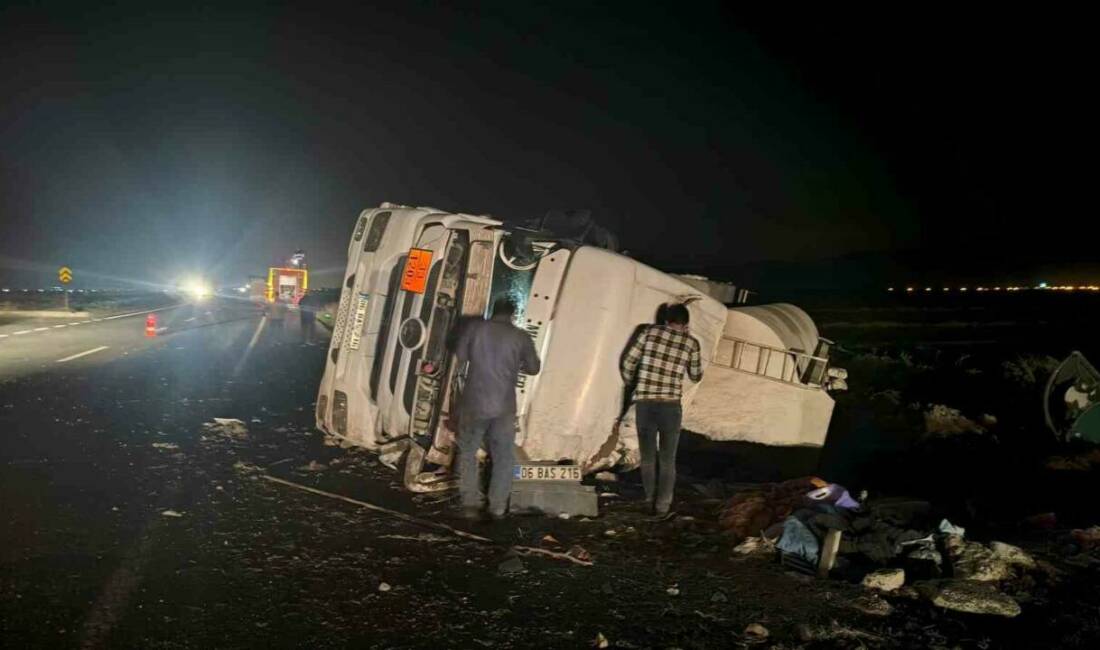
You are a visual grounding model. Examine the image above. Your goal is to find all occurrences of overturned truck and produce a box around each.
[315,204,845,491]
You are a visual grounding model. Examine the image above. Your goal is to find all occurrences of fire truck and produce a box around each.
[266,250,309,304]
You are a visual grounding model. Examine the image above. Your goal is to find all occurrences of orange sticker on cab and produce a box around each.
[400,248,433,293]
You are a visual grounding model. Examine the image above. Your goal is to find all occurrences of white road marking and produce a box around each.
[69,322,81,325]
[56,345,110,363]
[184,317,196,322]
[53,324,67,328]
[13,330,31,335]
[33,327,49,331]
[0,334,8,338]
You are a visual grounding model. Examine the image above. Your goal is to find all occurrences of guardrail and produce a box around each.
[709,336,829,387]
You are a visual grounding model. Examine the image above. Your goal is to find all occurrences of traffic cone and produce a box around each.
[145,313,157,337]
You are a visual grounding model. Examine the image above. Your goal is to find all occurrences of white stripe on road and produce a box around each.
[184,317,196,322]
[69,322,81,325]
[53,324,68,328]
[56,345,110,363]
[13,330,31,335]
[0,334,7,338]
[33,327,49,331]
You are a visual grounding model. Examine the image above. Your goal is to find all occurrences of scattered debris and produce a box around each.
[944,536,1013,582]
[1071,526,1100,551]
[917,580,1021,617]
[151,442,179,451]
[710,590,727,603]
[776,517,819,564]
[923,404,986,437]
[232,461,263,475]
[378,533,451,543]
[718,477,824,542]
[498,556,525,576]
[743,623,769,642]
[797,622,884,644]
[849,593,894,617]
[296,460,328,472]
[540,534,561,547]
[862,568,905,592]
[203,418,248,439]
[1045,449,1100,471]
[161,510,184,518]
[732,536,774,556]
[593,632,610,648]
[938,519,966,537]
[666,585,680,597]
[989,542,1036,569]
[567,545,592,563]
[262,475,594,566]
[377,582,391,592]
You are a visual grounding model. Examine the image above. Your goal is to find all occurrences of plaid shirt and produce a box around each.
[620,325,703,402]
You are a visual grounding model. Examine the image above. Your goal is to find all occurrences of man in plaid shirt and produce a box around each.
[620,303,703,516]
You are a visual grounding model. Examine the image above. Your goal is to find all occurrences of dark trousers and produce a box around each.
[456,413,516,515]
[635,400,682,513]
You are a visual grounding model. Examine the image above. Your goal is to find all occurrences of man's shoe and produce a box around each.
[486,510,507,521]
[652,507,675,522]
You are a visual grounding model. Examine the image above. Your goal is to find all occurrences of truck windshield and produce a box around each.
[488,236,537,322]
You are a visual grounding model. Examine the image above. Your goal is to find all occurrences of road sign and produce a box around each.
[400,248,433,293]
[58,266,72,284]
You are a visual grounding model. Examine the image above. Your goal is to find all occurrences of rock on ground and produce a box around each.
[849,593,894,617]
[918,580,1021,617]
[862,568,905,591]
[924,404,986,436]
[990,541,1036,569]
[944,535,1013,582]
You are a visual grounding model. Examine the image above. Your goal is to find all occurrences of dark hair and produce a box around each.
[665,303,690,325]
[492,297,517,319]
[656,303,670,324]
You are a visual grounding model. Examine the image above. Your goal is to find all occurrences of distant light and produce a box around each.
[976,287,985,292]
[942,287,950,292]
[925,287,932,292]
[906,287,915,293]
[960,287,968,292]
[1039,282,1049,289]
[887,287,895,292]
[993,287,1002,291]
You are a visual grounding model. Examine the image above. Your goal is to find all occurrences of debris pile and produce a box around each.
[719,481,1073,618]
[203,417,249,440]
[923,404,989,437]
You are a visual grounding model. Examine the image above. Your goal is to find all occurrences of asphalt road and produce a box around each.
[0,301,261,379]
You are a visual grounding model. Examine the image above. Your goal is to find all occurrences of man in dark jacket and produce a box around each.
[454,297,541,519]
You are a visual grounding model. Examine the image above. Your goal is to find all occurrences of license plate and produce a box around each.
[513,465,582,481]
[347,293,369,350]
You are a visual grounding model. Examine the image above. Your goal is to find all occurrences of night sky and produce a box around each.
[0,4,1091,289]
